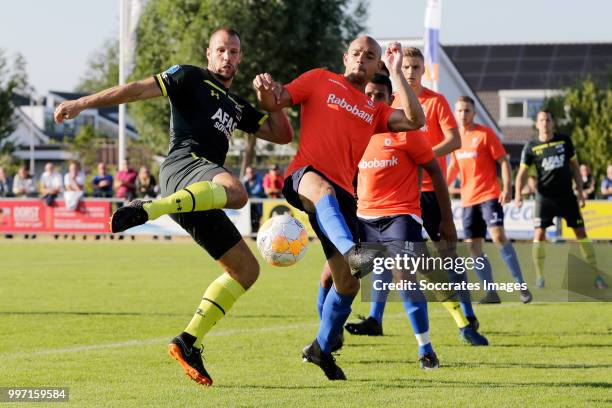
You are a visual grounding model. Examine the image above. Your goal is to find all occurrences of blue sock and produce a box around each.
[474,254,495,286]
[316,286,355,353]
[400,288,433,357]
[369,268,391,324]
[444,267,475,318]
[500,243,525,284]
[316,284,330,320]
[315,195,355,255]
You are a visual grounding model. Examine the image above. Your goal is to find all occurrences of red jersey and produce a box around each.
[285,69,394,194]
[450,123,507,206]
[393,87,457,192]
[357,132,434,217]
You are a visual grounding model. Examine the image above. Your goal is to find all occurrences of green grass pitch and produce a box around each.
[1,241,611,407]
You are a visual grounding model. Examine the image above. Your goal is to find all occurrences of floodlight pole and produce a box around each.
[118,0,127,167]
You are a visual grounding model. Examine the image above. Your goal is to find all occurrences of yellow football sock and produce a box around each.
[143,181,227,220]
[532,241,545,280]
[185,273,246,348]
[442,301,469,329]
[577,238,597,269]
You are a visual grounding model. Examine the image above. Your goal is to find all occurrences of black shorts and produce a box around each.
[535,194,584,229]
[420,191,441,242]
[159,148,242,260]
[282,165,358,260]
[462,198,505,239]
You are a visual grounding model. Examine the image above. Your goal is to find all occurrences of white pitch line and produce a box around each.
[0,322,316,359]
[1,304,525,360]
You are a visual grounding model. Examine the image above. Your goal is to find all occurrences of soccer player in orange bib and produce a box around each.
[346,47,482,334]
[348,74,489,368]
[447,96,532,304]
[255,38,425,380]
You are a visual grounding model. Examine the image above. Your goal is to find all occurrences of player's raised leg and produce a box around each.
[111,171,246,233]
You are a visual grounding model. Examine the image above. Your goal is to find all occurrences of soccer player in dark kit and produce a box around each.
[54,28,293,386]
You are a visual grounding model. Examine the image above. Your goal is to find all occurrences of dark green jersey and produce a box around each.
[520,134,576,197]
[154,64,267,165]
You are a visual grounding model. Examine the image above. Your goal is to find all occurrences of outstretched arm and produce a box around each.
[384,42,425,132]
[54,77,162,123]
[252,73,294,144]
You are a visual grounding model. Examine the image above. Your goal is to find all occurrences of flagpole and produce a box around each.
[424,0,441,92]
[118,0,126,167]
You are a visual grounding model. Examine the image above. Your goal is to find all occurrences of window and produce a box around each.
[499,90,562,126]
[507,102,524,118]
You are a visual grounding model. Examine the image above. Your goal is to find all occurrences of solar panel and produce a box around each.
[447,43,612,91]
[488,46,522,59]
[522,45,555,58]
[485,60,518,75]
[480,75,514,90]
[517,59,550,73]
[455,46,488,59]
[590,44,612,56]
[550,58,585,72]
[555,44,587,57]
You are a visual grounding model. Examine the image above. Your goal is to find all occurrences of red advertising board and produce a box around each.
[0,199,111,233]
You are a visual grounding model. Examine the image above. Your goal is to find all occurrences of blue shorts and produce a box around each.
[282,165,359,260]
[462,198,504,239]
[359,214,426,260]
[358,214,424,243]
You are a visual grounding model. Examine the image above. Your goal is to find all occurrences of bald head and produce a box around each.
[349,36,382,59]
[343,36,383,88]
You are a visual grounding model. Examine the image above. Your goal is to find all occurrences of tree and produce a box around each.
[542,77,612,187]
[0,49,31,154]
[63,125,100,171]
[75,39,120,93]
[129,0,368,171]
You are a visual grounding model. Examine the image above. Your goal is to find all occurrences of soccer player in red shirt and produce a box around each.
[447,96,532,304]
[255,38,425,380]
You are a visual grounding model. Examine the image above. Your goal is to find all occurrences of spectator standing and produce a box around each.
[242,166,265,198]
[92,162,114,198]
[12,165,37,197]
[601,164,612,200]
[114,159,137,201]
[242,166,265,232]
[578,164,596,200]
[135,165,159,199]
[262,164,283,198]
[0,166,12,197]
[40,162,63,205]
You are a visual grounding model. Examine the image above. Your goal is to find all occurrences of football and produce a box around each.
[256,214,309,267]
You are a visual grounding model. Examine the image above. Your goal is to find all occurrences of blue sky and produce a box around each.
[1,0,611,94]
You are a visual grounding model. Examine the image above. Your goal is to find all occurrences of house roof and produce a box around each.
[444,43,612,91]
